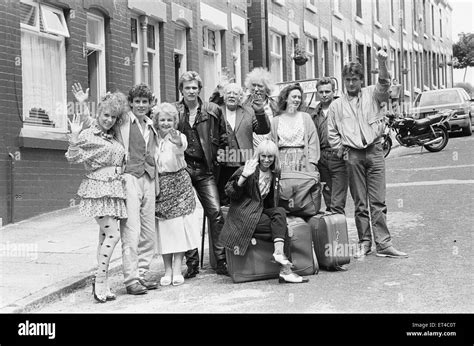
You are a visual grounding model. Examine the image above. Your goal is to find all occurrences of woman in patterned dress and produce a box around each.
[152,103,200,287]
[65,92,128,303]
[271,83,320,173]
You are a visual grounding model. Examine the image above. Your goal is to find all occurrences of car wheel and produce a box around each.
[461,116,472,136]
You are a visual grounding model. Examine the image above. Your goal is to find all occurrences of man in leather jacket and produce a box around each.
[174,71,229,278]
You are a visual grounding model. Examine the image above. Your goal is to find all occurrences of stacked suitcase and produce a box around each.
[224,207,319,283]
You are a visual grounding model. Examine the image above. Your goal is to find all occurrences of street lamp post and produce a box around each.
[399,6,405,115]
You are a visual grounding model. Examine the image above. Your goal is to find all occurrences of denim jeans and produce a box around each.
[344,142,392,251]
[317,149,349,215]
[185,166,226,267]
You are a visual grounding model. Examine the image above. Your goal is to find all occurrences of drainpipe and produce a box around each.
[264,0,269,69]
[140,15,149,85]
[8,152,14,223]
[398,5,405,115]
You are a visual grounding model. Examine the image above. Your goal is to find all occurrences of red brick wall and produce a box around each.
[0,0,23,224]
[0,0,132,225]
[248,0,267,70]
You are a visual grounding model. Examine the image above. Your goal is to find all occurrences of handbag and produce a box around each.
[276,115,322,217]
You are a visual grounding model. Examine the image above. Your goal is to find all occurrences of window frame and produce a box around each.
[306,0,317,13]
[269,31,284,83]
[86,12,106,104]
[232,33,242,86]
[356,0,362,19]
[174,26,188,86]
[40,4,70,37]
[333,41,342,87]
[129,15,161,101]
[20,0,68,132]
[202,26,222,100]
[146,20,160,99]
[306,37,316,79]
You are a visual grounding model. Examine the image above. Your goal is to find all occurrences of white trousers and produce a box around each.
[120,173,157,287]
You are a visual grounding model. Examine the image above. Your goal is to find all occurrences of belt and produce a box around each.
[279,146,304,149]
[93,166,123,175]
[345,140,382,151]
[321,147,338,152]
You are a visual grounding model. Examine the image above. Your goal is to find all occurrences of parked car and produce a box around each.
[411,88,473,136]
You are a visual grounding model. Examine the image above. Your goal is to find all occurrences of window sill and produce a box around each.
[439,37,443,42]
[389,25,396,33]
[413,31,419,37]
[374,21,382,29]
[19,127,69,150]
[403,29,407,35]
[306,4,317,13]
[423,85,430,91]
[404,90,411,97]
[333,11,343,20]
[423,33,429,40]
[414,87,422,94]
[355,16,364,25]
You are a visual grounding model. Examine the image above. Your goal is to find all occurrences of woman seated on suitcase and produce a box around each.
[219,139,308,284]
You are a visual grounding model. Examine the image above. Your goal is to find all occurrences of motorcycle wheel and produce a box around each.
[424,127,449,152]
[382,135,392,158]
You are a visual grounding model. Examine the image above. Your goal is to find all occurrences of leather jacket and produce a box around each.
[175,97,228,175]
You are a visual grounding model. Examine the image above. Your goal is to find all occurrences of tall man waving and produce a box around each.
[327,50,408,259]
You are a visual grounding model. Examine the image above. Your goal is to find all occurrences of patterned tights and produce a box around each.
[95,216,120,297]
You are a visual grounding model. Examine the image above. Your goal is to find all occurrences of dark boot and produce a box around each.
[216,259,229,276]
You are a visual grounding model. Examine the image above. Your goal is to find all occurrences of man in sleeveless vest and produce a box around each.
[175,71,229,278]
[117,84,160,295]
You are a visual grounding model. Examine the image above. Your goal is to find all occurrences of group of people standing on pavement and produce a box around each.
[66,48,407,304]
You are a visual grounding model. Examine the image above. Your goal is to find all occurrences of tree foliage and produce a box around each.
[452,33,474,70]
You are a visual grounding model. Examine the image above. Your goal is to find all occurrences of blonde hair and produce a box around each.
[152,102,179,130]
[96,91,129,131]
[254,139,280,173]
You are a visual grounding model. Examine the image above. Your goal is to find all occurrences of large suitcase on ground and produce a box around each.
[308,213,350,271]
[287,216,319,276]
[223,206,280,283]
[225,209,318,283]
[226,238,281,283]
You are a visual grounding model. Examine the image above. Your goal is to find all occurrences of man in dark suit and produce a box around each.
[174,71,229,277]
[217,83,270,205]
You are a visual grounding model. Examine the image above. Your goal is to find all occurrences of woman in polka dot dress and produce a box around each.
[65,92,128,303]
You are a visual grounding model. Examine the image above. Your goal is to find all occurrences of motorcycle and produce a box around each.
[381,109,453,158]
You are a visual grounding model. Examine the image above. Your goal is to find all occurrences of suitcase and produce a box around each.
[223,206,280,283]
[308,213,350,271]
[226,238,281,283]
[287,216,319,276]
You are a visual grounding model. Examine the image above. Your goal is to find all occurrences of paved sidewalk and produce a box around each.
[0,204,206,313]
